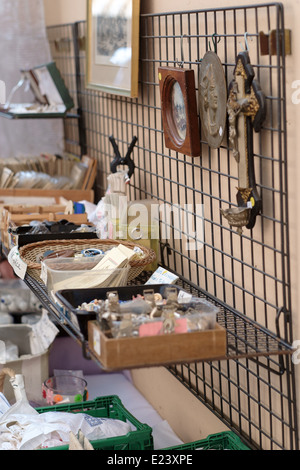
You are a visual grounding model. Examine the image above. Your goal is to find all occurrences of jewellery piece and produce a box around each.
[81,248,104,257]
[198,51,227,149]
[221,50,266,235]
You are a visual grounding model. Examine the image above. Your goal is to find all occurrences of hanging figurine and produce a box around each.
[221,42,266,235]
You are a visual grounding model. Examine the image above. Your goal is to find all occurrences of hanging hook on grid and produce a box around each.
[176,34,188,68]
[209,33,221,53]
[240,32,253,52]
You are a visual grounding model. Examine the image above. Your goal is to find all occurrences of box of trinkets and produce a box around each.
[56,284,227,369]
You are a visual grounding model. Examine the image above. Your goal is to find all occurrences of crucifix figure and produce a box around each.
[221,50,266,235]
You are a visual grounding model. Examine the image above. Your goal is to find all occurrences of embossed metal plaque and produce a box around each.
[198,51,227,149]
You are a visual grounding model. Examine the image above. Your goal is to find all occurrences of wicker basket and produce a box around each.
[18,238,156,282]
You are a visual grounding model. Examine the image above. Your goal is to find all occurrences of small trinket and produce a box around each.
[162,315,176,334]
[106,291,120,314]
[143,289,156,308]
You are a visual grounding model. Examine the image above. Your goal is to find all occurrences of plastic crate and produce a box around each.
[36,395,153,450]
[163,431,250,451]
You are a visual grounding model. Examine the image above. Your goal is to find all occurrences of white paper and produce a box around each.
[40,262,47,284]
[0,393,10,416]
[93,328,101,356]
[29,311,59,355]
[145,267,179,285]
[7,246,27,280]
[0,410,131,450]
[177,290,193,304]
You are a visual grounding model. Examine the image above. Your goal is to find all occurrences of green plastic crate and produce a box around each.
[164,431,250,451]
[36,395,153,450]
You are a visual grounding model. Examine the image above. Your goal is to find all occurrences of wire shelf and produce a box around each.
[23,272,294,370]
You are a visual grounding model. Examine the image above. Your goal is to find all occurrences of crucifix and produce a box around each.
[221,50,266,235]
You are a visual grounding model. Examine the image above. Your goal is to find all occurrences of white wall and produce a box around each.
[44,0,86,25]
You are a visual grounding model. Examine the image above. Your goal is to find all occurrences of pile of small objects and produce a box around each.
[78,287,218,339]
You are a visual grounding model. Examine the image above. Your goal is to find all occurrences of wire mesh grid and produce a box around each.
[46,2,298,450]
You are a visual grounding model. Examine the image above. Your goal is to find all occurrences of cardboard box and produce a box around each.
[0,203,89,250]
[8,224,97,251]
[88,320,227,370]
[0,351,49,404]
[0,315,58,403]
[0,188,95,203]
[0,195,94,250]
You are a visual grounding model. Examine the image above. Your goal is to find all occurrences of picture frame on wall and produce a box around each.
[158,67,201,157]
[86,0,140,98]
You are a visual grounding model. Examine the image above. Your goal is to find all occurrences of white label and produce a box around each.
[30,310,59,355]
[40,262,47,284]
[70,311,80,330]
[178,290,193,304]
[7,246,27,280]
[93,328,101,356]
[145,267,179,285]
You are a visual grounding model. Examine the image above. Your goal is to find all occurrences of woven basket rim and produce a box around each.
[18,238,156,271]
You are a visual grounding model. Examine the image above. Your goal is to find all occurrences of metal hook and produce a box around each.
[176,34,188,68]
[240,32,252,52]
[209,33,221,53]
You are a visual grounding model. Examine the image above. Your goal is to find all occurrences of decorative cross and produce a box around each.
[221,50,266,234]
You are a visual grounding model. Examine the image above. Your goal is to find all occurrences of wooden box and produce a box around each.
[0,188,94,203]
[88,320,227,370]
[0,201,90,250]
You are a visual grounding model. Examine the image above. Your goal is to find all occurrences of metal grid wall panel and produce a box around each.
[47,3,298,450]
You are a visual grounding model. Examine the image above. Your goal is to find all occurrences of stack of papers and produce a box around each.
[52,244,137,291]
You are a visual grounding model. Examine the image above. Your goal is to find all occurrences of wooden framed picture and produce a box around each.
[158,67,201,157]
[86,0,140,98]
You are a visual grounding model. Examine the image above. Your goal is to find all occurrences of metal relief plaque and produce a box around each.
[198,51,227,149]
